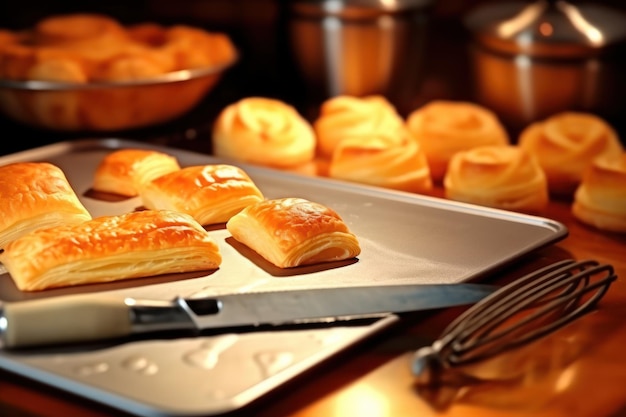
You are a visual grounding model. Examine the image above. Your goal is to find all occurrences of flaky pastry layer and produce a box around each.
[328,126,433,194]
[406,100,510,182]
[212,97,316,169]
[92,148,181,197]
[444,145,549,213]
[0,162,91,248]
[0,210,222,291]
[572,154,626,233]
[139,164,264,225]
[518,112,624,196]
[226,197,361,268]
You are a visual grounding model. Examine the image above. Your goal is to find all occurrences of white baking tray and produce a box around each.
[0,139,567,416]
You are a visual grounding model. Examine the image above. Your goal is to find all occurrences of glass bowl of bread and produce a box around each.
[0,13,237,131]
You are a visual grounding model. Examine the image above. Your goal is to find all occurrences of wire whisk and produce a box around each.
[412,259,618,386]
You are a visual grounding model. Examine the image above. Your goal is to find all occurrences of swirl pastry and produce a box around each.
[444,145,549,213]
[328,126,433,194]
[139,164,264,225]
[226,197,361,268]
[0,162,91,248]
[313,95,404,158]
[518,112,624,196]
[406,100,510,182]
[572,153,626,233]
[212,97,317,174]
[0,210,222,291]
[93,149,181,197]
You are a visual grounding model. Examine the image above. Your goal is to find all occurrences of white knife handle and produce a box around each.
[1,296,132,349]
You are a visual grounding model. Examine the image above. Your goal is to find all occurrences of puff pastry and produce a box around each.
[139,164,264,225]
[406,100,510,182]
[328,126,433,194]
[518,112,624,196]
[92,148,181,197]
[0,210,222,291]
[212,97,316,172]
[314,95,404,158]
[444,145,549,213]
[572,153,626,233]
[0,162,91,248]
[226,197,361,268]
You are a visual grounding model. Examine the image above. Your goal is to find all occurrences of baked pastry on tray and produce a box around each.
[139,164,264,225]
[518,112,624,196]
[406,100,510,183]
[92,148,181,197]
[444,145,549,214]
[0,210,222,291]
[328,125,433,194]
[212,97,317,174]
[226,197,361,268]
[0,162,91,248]
[572,153,626,233]
[313,95,404,159]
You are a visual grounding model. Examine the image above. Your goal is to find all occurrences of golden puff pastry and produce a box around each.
[139,164,264,225]
[572,153,626,233]
[444,145,549,214]
[328,126,433,194]
[212,97,317,172]
[92,148,181,197]
[314,95,404,159]
[405,100,510,183]
[0,210,222,291]
[226,197,361,268]
[0,162,91,248]
[518,112,624,197]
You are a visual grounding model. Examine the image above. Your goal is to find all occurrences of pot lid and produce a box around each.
[290,0,433,19]
[464,0,626,58]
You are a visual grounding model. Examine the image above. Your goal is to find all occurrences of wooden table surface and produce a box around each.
[0,188,624,417]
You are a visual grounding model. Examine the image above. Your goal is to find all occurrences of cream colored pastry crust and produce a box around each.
[92,148,181,197]
[572,153,626,233]
[0,161,91,248]
[0,209,222,291]
[444,145,549,214]
[139,164,264,225]
[226,197,361,268]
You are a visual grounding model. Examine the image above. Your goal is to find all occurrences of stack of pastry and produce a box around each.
[572,153,626,233]
[212,97,317,175]
[328,124,433,194]
[518,112,624,197]
[0,13,236,83]
[443,145,549,214]
[405,100,510,183]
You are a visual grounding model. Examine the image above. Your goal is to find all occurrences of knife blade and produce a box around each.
[0,283,497,349]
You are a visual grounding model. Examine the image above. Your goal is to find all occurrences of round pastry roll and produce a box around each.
[328,125,433,194]
[518,112,624,197]
[212,97,317,174]
[444,145,549,213]
[405,100,510,183]
[314,95,404,158]
[572,153,626,233]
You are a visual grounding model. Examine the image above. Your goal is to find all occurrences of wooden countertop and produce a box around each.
[1,190,624,417]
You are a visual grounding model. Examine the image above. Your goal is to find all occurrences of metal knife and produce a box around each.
[0,283,497,349]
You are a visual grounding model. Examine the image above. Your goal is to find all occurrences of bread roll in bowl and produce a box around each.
[518,112,624,197]
[444,145,549,214]
[572,153,626,233]
[406,100,510,182]
[328,125,433,194]
[212,97,317,174]
[314,95,404,159]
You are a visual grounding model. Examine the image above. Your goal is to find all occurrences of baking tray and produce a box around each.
[0,138,568,416]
